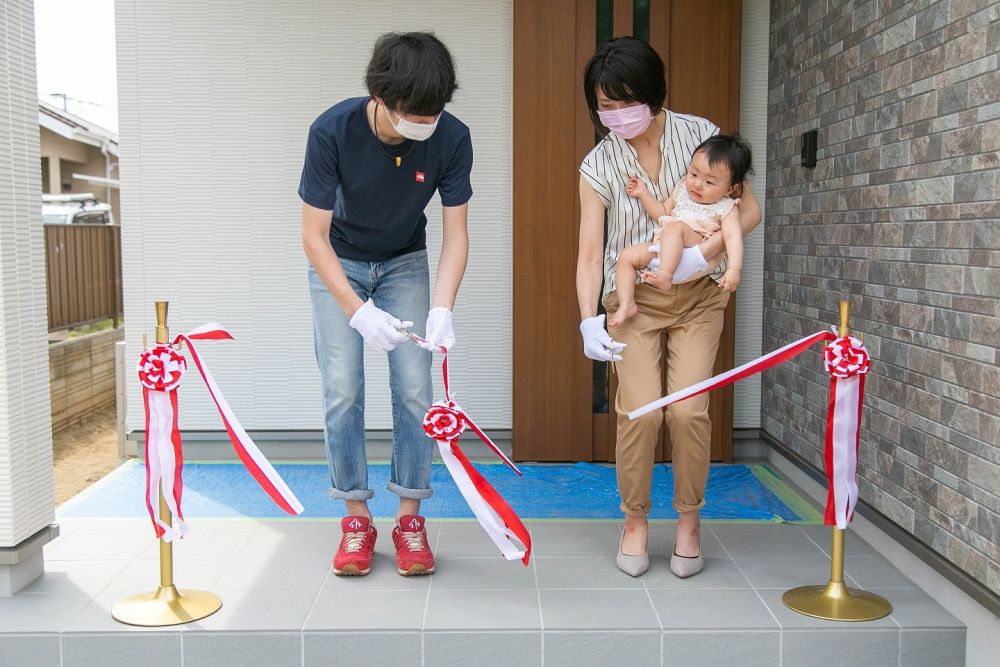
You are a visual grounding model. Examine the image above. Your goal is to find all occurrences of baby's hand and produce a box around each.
[625,176,646,198]
[718,268,741,292]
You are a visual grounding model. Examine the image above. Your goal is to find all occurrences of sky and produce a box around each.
[34,0,118,133]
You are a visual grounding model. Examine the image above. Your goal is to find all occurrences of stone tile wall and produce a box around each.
[763,0,999,594]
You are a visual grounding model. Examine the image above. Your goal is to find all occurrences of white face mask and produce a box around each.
[389,108,440,141]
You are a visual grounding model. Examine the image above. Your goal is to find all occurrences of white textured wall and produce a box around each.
[117,0,513,432]
[0,0,54,546]
[735,0,769,428]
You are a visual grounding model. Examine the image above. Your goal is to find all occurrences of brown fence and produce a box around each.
[44,224,123,332]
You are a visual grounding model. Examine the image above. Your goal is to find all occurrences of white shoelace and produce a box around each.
[399,531,426,552]
[343,531,368,553]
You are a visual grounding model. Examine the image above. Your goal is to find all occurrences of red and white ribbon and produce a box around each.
[418,340,532,565]
[823,336,869,528]
[138,323,304,540]
[627,328,870,529]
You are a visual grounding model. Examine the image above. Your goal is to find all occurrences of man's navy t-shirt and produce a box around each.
[298,97,473,262]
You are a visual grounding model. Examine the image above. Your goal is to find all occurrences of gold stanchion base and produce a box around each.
[783,581,892,621]
[112,585,222,626]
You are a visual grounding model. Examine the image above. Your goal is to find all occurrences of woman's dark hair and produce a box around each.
[583,37,667,133]
[365,32,457,116]
[694,133,754,186]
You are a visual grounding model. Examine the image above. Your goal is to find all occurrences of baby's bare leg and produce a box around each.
[654,221,704,289]
[609,244,656,326]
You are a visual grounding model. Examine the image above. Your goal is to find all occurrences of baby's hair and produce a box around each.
[693,133,753,186]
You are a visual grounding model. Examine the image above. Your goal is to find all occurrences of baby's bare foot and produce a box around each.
[641,270,672,291]
[609,302,638,326]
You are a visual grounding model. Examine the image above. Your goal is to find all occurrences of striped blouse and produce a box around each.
[580,109,723,299]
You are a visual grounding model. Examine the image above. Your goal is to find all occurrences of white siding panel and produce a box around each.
[0,0,54,546]
[736,0,769,428]
[119,1,513,432]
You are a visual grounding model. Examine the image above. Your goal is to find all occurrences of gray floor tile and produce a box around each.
[42,529,154,561]
[875,588,964,628]
[735,556,838,589]
[642,556,752,589]
[529,524,622,558]
[431,555,536,589]
[529,519,620,531]
[845,556,918,589]
[213,555,329,592]
[797,524,880,557]
[756,588,899,629]
[899,628,966,666]
[0,634,60,667]
[184,631,302,667]
[62,633,182,667]
[322,552,432,591]
[539,589,659,630]
[304,632,421,666]
[0,591,93,632]
[101,557,230,594]
[19,559,131,595]
[305,589,426,630]
[649,588,779,630]
[709,524,827,557]
[425,632,542,666]
[136,531,253,562]
[535,556,644,589]
[184,588,317,631]
[662,630,780,666]
[425,589,541,630]
[544,631,659,666]
[781,629,900,667]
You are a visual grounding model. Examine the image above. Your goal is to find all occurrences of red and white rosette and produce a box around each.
[422,351,532,565]
[137,323,304,541]
[823,336,870,529]
[628,326,872,530]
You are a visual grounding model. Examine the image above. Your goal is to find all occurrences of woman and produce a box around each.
[576,37,760,577]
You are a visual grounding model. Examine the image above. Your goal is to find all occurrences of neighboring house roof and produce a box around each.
[39,98,119,157]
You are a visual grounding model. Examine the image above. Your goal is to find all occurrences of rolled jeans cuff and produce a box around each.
[388,482,433,500]
[673,498,706,513]
[328,487,375,501]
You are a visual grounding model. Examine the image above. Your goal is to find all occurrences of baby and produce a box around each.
[609,133,752,326]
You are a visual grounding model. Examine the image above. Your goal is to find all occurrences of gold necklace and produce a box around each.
[373,103,415,167]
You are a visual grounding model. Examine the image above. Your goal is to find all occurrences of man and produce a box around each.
[300,32,472,576]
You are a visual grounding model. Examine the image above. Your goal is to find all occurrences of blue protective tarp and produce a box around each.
[59,461,804,522]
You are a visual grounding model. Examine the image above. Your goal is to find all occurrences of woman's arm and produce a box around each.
[698,183,762,259]
[433,202,470,309]
[577,176,607,319]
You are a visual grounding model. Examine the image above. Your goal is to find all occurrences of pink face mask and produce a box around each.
[597,104,654,139]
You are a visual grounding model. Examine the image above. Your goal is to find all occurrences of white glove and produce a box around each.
[580,314,626,362]
[349,299,411,352]
[420,306,455,352]
[672,245,709,283]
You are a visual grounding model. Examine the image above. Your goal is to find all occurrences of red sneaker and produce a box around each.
[333,516,377,576]
[392,515,435,576]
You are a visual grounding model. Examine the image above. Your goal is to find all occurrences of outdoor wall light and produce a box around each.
[801,129,818,168]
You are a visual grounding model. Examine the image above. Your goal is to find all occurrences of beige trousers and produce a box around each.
[603,277,729,515]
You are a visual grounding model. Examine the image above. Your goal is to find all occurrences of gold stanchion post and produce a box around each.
[112,301,223,626]
[782,301,892,621]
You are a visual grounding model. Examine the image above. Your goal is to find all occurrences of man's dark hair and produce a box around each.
[583,37,667,134]
[365,32,457,116]
[694,133,754,186]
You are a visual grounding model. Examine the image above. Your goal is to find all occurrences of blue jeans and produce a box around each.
[308,249,433,502]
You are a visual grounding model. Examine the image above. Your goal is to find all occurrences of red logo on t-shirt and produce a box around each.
[415,171,425,183]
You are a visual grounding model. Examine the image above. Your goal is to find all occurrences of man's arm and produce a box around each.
[433,202,470,309]
[301,203,364,317]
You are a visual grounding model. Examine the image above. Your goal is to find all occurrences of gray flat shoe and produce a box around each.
[670,550,704,578]
[617,531,649,577]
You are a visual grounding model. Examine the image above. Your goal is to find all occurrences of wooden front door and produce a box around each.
[512,0,742,462]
